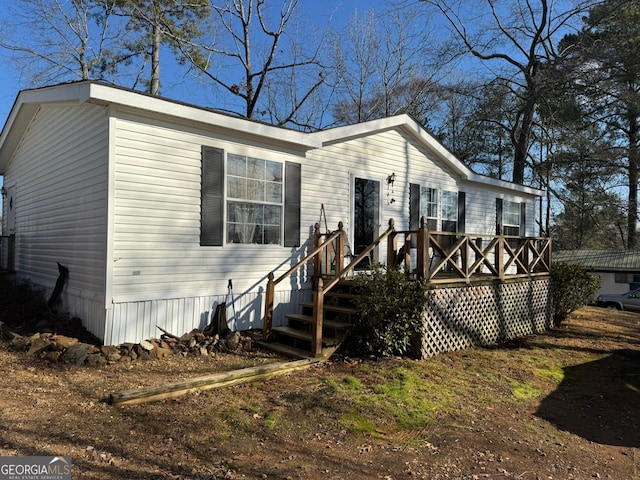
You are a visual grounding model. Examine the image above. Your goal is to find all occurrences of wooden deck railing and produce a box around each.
[263,217,552,356]
[392,217,552,283]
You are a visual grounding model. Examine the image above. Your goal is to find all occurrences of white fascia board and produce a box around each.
[466,173,544,197]
[85,83,321,150]
[0,82,321,173]
[0,83,103,172]
[314,114,543,198]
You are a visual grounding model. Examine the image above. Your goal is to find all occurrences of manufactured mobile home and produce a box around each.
[0,81,546,348]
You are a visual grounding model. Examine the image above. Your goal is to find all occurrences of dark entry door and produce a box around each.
[353,177,380,264]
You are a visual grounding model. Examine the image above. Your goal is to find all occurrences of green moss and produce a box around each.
[343,376,364,391]
[334,367,454,431]
[509,380,540,401]
[324,376,340,391]
[340,411,385,438]
[264,411,279,429]
[534,365,565,384]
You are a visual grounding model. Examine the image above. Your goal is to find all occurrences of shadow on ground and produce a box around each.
[535,348,640,447]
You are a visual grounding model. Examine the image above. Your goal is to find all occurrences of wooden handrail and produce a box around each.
[311,219,396,356]
[323,219,396,292]
[263,223,345,339]
[273,227,343,287]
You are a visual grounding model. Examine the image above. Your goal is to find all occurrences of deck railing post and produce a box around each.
[460,235,468,277]
[312,276,324,357]
[387,218,397,269]
[335,222,345,276]
[313,223,322,279]
[263,272,275,339]
[404,233,412,274]
[497,236,505,281]
[417,216,429,280]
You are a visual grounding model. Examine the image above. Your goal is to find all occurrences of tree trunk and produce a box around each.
[627,110,639,249]
[150,20,161,96]
[512,93,536,185]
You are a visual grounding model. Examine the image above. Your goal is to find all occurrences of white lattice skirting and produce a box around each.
[421,278,552,357]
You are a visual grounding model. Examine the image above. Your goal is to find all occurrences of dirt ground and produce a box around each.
[0,305,639,480]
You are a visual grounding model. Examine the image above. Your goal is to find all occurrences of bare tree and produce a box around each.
[422,0,597,185]
[0,0,126,85]
[330,3,442,125]
[178,0,325,125]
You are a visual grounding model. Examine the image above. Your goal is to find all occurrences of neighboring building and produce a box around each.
[553,249,640,296]
[0,81,544,345]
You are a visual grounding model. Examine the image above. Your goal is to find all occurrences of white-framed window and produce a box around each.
[201,146,301,247]
[503,200,521,236]
[441,190,458,232]
[226,154,283,245]
[420,186,438,230]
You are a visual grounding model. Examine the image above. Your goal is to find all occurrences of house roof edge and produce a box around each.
[312,114,544,197]
[0,81,322,172]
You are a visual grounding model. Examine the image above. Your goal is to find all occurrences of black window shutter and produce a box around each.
[520,202,527,237]
[457,191,466,233]
[201,146,224,246]
[410,183,421,247]
[284,161,301,247]
[496,198,503,235]
[410,183,421,230]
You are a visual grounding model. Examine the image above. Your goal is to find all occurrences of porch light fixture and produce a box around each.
[386,172,396,186]
[0,187,6,197]
[386,173,397,205]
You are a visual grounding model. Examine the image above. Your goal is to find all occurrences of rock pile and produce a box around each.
[0,321,254,366]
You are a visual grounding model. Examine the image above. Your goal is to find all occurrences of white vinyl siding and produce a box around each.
[2,103,109,338]
[111,112,307,306]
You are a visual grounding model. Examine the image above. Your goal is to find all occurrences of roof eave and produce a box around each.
[0,82,322,173]
[84,83,321,150]
[313,114,544,197]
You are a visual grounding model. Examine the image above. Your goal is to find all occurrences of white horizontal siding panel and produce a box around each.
[111,113,308,309]
[4,103,109,339]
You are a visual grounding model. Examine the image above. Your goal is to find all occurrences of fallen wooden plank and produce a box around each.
[108,358,320,406]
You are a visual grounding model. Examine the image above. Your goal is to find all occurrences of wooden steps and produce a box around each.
[259,279,362,359]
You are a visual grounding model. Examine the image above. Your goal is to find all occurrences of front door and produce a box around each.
[353,177,380,266]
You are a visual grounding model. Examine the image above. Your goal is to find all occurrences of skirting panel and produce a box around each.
[105,287,312,346]
[421,278,552,357]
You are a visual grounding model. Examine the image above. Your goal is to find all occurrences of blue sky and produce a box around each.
[0,0,405,125]
[0,0,407,199]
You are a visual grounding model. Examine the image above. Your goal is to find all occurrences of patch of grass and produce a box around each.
[534,365,564,384]
[509,380,540,401]
[340,410,385,438]
[324,376,340,391]
[264,410,279,429]
[333,366,455,432]
[343,375,363,391]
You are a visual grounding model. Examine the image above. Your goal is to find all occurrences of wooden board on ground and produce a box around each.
[108,358,320,406]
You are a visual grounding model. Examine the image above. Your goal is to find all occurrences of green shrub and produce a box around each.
[344,265,427,358]
[550,262,601,326]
